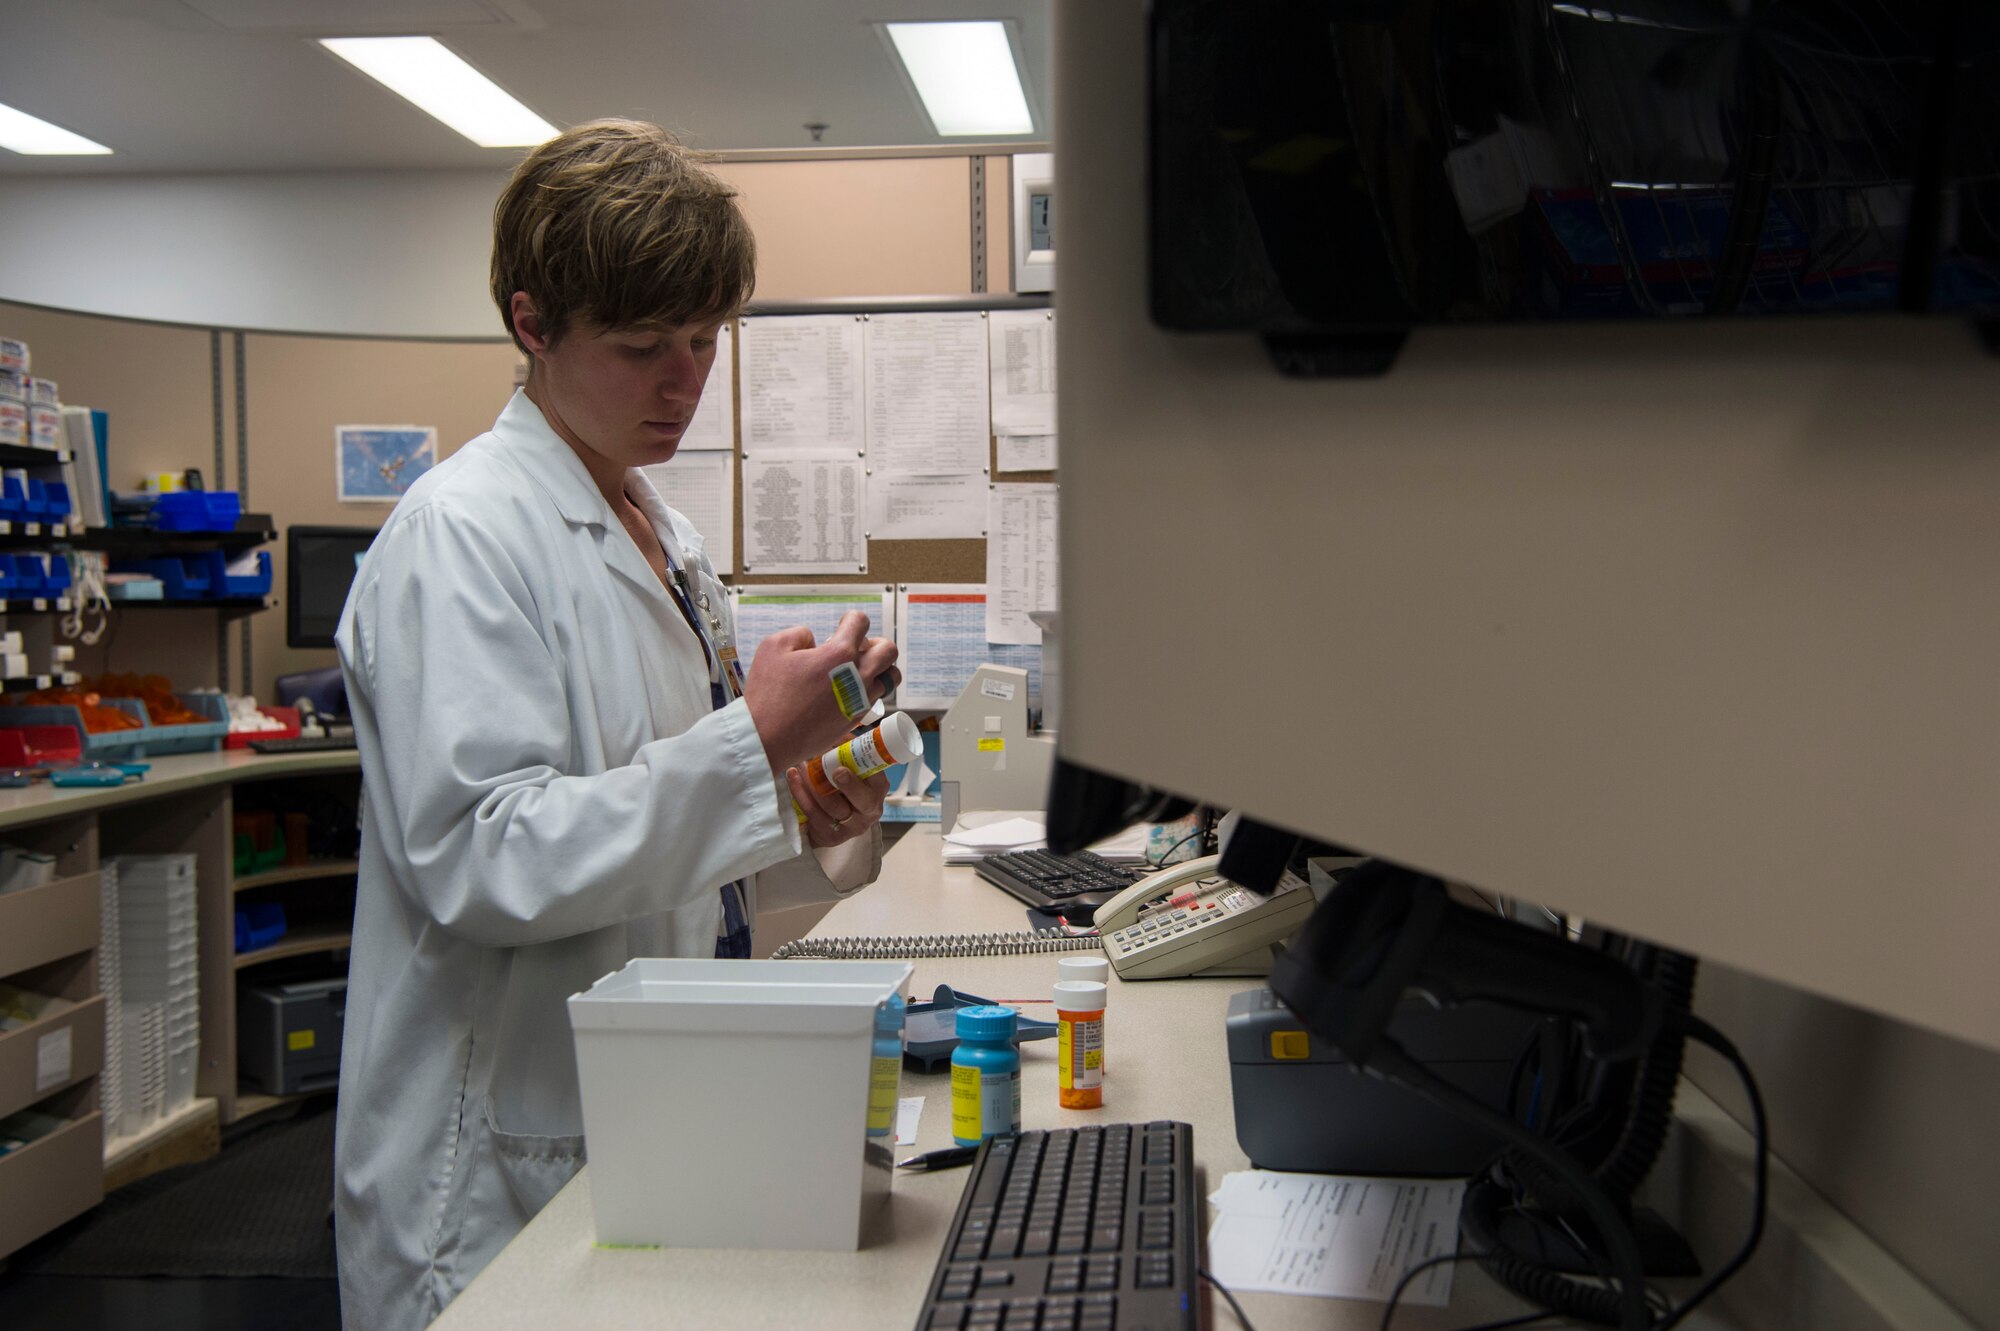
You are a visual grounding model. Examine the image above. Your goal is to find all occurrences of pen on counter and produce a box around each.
[897,1145,980,1172]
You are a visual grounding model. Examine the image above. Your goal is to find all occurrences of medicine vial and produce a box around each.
[1054,980,1107,1110]
[950,1005,1021,1146]
[866,994,906,1142]
[795,711,922,820]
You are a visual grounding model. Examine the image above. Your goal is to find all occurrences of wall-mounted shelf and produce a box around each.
[69,517,276,557]
[0,446,68,468]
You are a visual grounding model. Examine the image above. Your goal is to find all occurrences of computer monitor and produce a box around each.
[286,525,376,649]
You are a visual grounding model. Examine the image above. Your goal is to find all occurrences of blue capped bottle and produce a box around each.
[950,1005,1020,1147]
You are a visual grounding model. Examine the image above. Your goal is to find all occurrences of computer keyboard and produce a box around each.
[914,1122,1198,1331]
[974,850,1150,923]
[247,734,358,753]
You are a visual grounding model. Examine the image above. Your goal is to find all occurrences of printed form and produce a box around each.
[739,314,865,454]
[988,309,1056,435]
[641,452,735,575]
[865,312,990,474]
[867,472,987,540]
[742,454,867,574]
[679,321,736,452]
[985,484,1058,644]
[1206,1171,1466,1306]
[895,586,1042,711]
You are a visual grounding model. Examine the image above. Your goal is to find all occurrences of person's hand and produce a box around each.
[789,761,889,849]
[742,611,901,774]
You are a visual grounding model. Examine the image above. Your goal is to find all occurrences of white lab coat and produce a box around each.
[332,391,878,1331]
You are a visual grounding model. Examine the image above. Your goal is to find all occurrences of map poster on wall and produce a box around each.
[337,424,436,503]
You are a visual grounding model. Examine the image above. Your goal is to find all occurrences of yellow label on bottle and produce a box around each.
[287,1029,316,1052]
[977,737,1004,753]
[867,1054,900,1135]
[951,1063,982,1140]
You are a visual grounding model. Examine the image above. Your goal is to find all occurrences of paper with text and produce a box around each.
[641,451,736,576]
[1206,1171,1465,1306]
[896,1097,923,1147]
[739,315,865,455]
[989,309,1056,435]
[866,312,990,474]
[894,585,1042,711]
[867,472,987,540]
[678,321,736,451]
[985,484,1058,644]
[728,585,894,674]
[996,432,1056,472]
[742,454,867,574]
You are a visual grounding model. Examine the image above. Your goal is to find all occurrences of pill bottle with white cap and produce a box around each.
[1054,978,1107,1110]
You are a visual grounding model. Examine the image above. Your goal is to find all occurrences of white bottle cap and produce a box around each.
[1054,979,1107,1012]
[1058,955,1110,988]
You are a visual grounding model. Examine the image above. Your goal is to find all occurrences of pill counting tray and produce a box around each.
[902,983,1057,1074]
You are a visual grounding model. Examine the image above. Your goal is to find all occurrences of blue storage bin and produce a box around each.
[203,549,272,599]
[9,555,45,596]
[2,699,150,760]
[113,556,210,599]
[44,555,71,594]
[44,481,70,522]
[0,476,23,523]
[137,691,229,755]
[22,479,47,516]
[234,901,288,953]
[155,490,241,532]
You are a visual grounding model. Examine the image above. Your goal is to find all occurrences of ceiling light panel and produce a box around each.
[319,36,556,148]
[884,21,1034,137]
[0,102,112,155]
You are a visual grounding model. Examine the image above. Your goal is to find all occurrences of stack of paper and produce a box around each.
[942,815,1046,864]
[1205,1170,1466,1307]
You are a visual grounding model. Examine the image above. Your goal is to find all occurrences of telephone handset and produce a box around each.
[1096,854,1318,980]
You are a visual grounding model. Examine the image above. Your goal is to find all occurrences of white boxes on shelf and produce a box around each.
[105,855,199,1137]
[567,957,912,1252]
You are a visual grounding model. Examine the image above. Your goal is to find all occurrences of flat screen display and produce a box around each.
[287,526,375,650]
[1150,0,2000,331]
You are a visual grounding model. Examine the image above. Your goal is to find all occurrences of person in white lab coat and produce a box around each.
[331,120,899,1330]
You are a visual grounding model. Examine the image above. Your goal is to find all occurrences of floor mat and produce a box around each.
[16,1102,336,1280]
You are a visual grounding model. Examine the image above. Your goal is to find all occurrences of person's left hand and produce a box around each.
[789,756,890,849]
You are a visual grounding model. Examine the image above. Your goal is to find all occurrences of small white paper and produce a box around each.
[988,309,1056,434]
[641,451,736,576]
[678,322,736,451]
[867,472,987,540]
[942,815,1048,852]
[1206,1171,1465,1306]
[985,485,1059,644]
[36,1025,72,1092]
[996,432,1056,472]
[896,1096,924,1147]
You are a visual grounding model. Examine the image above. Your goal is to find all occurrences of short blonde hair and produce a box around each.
[491,119,757,353]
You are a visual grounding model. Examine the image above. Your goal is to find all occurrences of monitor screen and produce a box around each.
[287,526,376,649]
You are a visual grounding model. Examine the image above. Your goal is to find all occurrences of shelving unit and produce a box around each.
[0,748,359,1255]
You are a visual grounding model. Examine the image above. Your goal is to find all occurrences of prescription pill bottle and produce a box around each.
[950,1005,1020,1147]
[866,993,906,1141]
[1054,980,1107,1110]
[795,711,923,820]
[1057,956,1110,1072]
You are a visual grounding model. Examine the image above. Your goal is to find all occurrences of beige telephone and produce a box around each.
[1096,855,1319,980]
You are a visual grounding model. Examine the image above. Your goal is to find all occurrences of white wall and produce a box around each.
[0,171,508,338]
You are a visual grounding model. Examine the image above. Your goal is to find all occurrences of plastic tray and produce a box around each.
[234,901,288,953]
[0,723,82,768]
[0,699,150,760]
[223,705,300,750]
[202,548,272,599]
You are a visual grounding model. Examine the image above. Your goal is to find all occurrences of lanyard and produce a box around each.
[659,542,744,703]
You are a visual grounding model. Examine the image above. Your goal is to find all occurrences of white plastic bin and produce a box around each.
[567,957,913,1252]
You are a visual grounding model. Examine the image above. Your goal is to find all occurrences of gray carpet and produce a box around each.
[17,1101,336,1280]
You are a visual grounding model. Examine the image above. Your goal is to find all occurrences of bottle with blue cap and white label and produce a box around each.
[949,1005,1020,1146]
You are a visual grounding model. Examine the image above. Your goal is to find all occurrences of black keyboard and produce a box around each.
[247,734,358,753]
[974,850,1149,923]
[915,1122,1198,1331]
